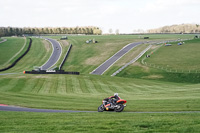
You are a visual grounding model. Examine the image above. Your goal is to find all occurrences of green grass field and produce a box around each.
[0,73,200,112]
[145,38,200,71]
[0,34,200,132]
[0,37,52,73]
[0,112,200,133]
[48,34,195,74]
[0,37,26,69]
[117,38,200,83]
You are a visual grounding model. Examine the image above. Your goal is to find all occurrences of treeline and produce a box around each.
[148,24,200,33]
[0,26,102,37]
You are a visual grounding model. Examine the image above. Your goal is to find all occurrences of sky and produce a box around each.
[0,0,200,33]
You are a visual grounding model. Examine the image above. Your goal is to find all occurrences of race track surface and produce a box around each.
[0,38,7,43]
[41,38,62,70]
[0,105,95,113]
[91,42,143,75]
[1,105,200,113]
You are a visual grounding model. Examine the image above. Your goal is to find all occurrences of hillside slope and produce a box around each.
[117,38,200,83]
[0,37,26,69]
[0,38,52,73]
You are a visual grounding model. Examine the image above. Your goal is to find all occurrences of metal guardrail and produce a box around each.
[59,44,72,70]
[111,45,152,76]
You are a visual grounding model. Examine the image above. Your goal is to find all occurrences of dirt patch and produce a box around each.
[84,44,116,65]
[142,75,164,79]
[105,42,115,47]
[42,40,51,52]
[13,76,26,79]
[34,75,49,78]
[131,62,150,72]
[12,75,49,79]
[150,44,161,50]
[85,55,109,65]
[59,40,69,47]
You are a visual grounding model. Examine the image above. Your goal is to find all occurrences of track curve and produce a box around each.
[41,38,62,70]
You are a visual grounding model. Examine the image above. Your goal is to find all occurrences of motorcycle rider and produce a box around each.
[103,93,121,107]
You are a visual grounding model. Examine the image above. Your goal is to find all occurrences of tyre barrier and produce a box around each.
[24,70,79,75]
[0,38,32,72]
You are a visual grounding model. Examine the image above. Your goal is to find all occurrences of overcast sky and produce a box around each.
[0,0,199,33]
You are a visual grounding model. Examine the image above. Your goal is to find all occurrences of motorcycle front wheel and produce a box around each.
[98,104,104,112]
[114,104,124,112]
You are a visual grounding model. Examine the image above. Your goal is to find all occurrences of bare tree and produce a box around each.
[109,29,113,34]
[115,29,119,35]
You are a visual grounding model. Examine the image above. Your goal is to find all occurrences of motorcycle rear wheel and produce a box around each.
[98,104,104,112]
[115,104,124,112]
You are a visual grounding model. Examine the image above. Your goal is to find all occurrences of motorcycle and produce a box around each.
[98,97,127,112]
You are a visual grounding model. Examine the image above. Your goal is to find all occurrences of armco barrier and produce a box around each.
[0,38,32,72]
[24,70,79,75]
[59,44,72,70]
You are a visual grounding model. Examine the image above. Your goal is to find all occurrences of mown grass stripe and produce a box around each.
[65,76,73,93]
[5,78,20,92]
[0,78,12,91]
[96,80,113,94]
[21,78,38,93]
[71,76,82,93]
[91,79,107,93]
[120,85,134,92]
[104,81,122,93]
[122,83,143,93]
[84,78,98,94]
[78,77,90,93]
[32,78,46,94]
[50,76,58,94]
[9,78,26,92]
[39,77,51,94]
[57,75,67,94]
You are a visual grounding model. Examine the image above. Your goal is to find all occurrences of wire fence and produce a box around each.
[111,45,152,76]
[141,38,200,73]
[142,62,200,73]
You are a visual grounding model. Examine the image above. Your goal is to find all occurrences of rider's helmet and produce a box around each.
[114,93,118,96]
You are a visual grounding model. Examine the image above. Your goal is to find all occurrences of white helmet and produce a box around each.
[114,93,118,96]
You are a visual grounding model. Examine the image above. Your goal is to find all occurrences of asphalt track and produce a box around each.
[0,38,7,43]
[91,42,144,75]
[41,38,62,70]
[0,105,95,113]
[0,73,21,75]
[0,105,200,113]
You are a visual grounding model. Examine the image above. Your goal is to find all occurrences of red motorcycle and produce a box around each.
[98,97,127,112]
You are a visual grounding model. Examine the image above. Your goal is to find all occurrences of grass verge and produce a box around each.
[0,111,200,133]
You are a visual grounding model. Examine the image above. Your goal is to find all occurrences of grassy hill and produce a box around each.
[0,34,199,111]
[0,37,52,73]
[0,37,26,69]
[0,73,200,111]
[117,38,200,83]
[48,34,195,74]
[145,39,200,71]
[0,34,200,132]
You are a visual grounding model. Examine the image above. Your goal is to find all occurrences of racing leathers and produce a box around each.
[103,95,120,106]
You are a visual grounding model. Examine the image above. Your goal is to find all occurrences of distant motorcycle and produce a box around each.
[98,97,127,112]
